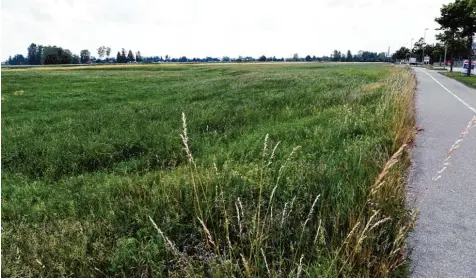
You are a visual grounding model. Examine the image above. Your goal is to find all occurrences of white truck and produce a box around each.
[461,60,476,76]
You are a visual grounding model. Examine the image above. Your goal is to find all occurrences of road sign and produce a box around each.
[424,56,430,63]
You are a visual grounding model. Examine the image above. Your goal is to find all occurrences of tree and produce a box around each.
[258,55,267,62]
[222,56,230,62]
[346,50,353,62]
[106,47,111,59]
[121,49,127,63]
[435,1,465,72]
[80,49,91,63]
[97,46,106,60]
[340,53,346,62]
[8,54,27,65]
[127,50,135,62]
[305,55,312,62]
[116,51,121,63]
[292,53,299,61]
[72,54,80,64]
[136,51,142,62]
[27,43,38,64]
[332,50,342,61]
[452,0,476,75]
[42,46,73,64]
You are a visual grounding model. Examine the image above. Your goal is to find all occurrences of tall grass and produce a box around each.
[1,63,416,277]
[145,67,416,277]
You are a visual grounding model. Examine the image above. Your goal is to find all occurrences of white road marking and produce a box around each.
[419,69,476,114]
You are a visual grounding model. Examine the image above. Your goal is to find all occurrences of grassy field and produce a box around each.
[1,63,415,277]
[440,71,476,88]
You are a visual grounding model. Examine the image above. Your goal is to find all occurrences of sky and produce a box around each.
[1,0,454,60]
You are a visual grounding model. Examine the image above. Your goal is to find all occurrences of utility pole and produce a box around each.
[422,28,428,64]
[410,38,414,63]
[443,45,447,70]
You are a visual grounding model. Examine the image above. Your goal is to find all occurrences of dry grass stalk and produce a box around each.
[371,144,407,190]
[280,202,288,229]
[262,134,269,160]
[197,217,216,248]
[261,248,271,277]
[313,219,322,245]
[268,141,281,165]
[148,215,179,255]
[301,194,321,234]
[296,254,304,278]
[235,201,243,237]
[180,112,194,164]
[241,254,252,277]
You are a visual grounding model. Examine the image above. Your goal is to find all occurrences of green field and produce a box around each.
[1,63,415,277]
[441,71,476,88]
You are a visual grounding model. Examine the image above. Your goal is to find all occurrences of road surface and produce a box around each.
[408,68,476,277]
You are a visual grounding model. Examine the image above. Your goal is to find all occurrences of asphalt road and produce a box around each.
[408,68,476,277]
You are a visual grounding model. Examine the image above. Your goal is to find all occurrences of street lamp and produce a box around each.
[422,28,428,64]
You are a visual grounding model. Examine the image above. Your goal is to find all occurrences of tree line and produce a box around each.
[4,42,395,66]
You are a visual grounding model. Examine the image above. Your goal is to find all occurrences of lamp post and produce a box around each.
[422,28,428,64]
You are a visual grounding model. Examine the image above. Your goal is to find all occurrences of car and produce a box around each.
[444,60,453,66]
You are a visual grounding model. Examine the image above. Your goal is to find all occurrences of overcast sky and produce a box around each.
[2,0,453,60]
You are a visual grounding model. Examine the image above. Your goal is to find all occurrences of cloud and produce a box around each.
[30,8,53,22]
[2,0,455,60]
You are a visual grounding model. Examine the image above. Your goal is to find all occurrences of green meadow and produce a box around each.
[1,63,415,277]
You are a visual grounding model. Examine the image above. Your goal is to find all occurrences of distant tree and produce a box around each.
[222,56,230,62]
[258,55,267,62]
[392,47,411,60]
[42,46,73,64]
[127,50,135,62]
[121,48,127,63]
[26,43,44,65]
[332,50,341,61]
[8,54,27,65]
[346,50,353,62]
[292,53,299,61]
[80,49,91,63]
[165,54,169,61]
[116,51,121,63]
[97,46,106,60]
[72,54,80,64]
[340,53,346,62]
[236,55,243,62]
[305,55,312,62]
[136,51,142,62]
[106,47,111,59]
[27,43,38,64]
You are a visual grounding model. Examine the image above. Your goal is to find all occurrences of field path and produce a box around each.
[408,68,476,277]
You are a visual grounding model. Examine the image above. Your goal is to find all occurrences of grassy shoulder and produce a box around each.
[440,71,476,88]
[1,63,416,277]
